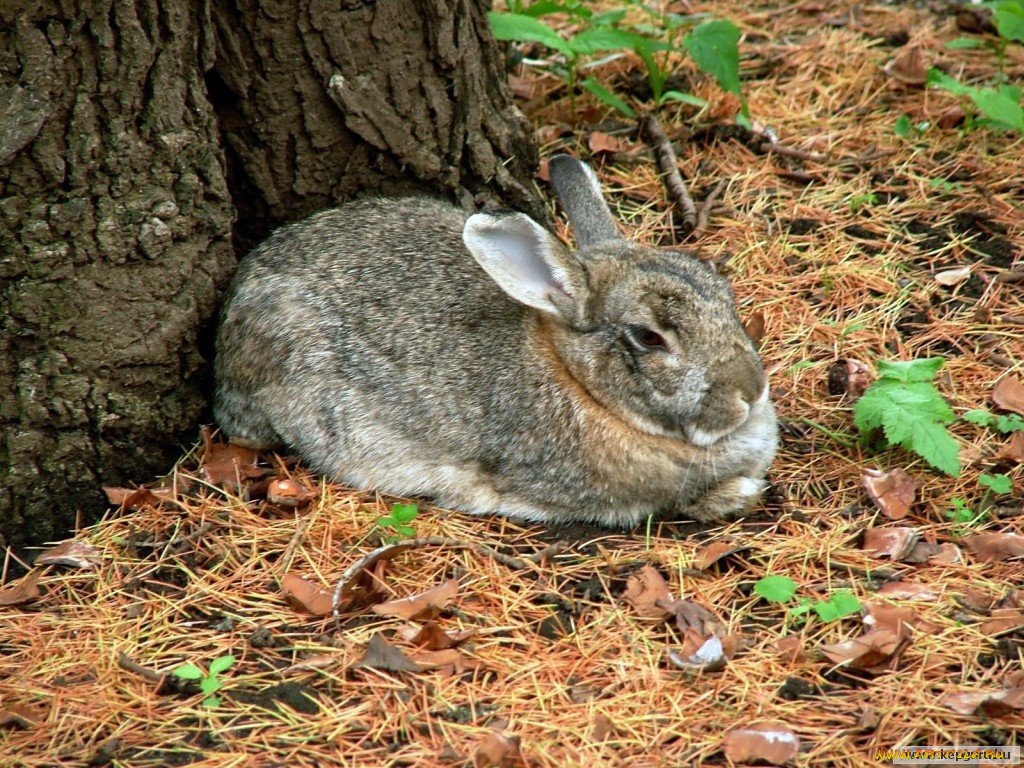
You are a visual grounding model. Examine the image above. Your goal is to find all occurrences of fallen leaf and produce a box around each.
[744,312,766,345]
[861,468,917,520]
[876,581,939,601]
[396,622,476,650]
[266,478,318,508]
[903,540,943,564]
[473,730,521,768]
[285,653,338,672]
[372,578,459,621]
[819,628,908,672]
[35,540,102,570]
[407,648,462,670]
[862,526,920,560]
[103,486,174,509]
[883,45,929,86]
[857,705,880,730]
[280,573,334,616]
[940,688,1024,717]
[0,571,42,607]
[963,533,1024,563]
[723,721,801,765]
[666,631,727,672]
[828,359,873,398]
[993,376,1024,416]
[507,75,534,100]
[696,539,752,570]
[622,565,673,621]
[776,636,806,663]
[1006,670,1024,688]
[588,131,626,155]
[935,105,966,129]
[980,608,1024,636]
[996,432,1024,464]
[927,542,963,565]
[0,703,42,729]
[357,634,421,673]
[590,713,614,743]
[332,541,419,610]
[862,602,939,638]
[934,266,972,286]
[199,439,267,491]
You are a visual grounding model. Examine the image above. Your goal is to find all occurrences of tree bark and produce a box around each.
[0,0,543,549]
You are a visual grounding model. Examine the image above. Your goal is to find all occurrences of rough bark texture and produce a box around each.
[1,0,543,549]
[208,0,545,250]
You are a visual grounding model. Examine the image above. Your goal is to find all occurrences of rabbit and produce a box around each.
[214,154,777,527]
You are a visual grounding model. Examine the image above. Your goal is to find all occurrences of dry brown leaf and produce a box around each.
[103,486,174,509]
[862,602,939,638]
[407,648,463,670]
[396,622,476,650]
[996,431,1024,464]
[857,705,880,730]
[862,526,920,560]
[473,730,521,768]
[963,533,1024,562]
[588,131,627,155]
[934,266,972,286]
[0,571,42,607]
[372,578,459,621]
[266,478,318,508]
[0,703,42,729]
[936,105,966,129]
[876,581,939,601]
[861,468,917,520]
[723,721,800,765]
[280,573,334,616]
[622,565,672,621]
[285,653,339,672]
[940,688,1024,717]
[828,359,873,398]
[357,634,421,673]
[666,629,727,672]
[993,375,1024,416]
[884,45,929,86]
[590,713,614,743]
[819,628,908,671]
[507,75,534,100]
[744,312,766,345]
[927,542,963,565]
[35,540,102,570]
[980,608,1024,636]
[1006,670,1024,688]
[199,439,267,490]
[776,635,806,663]
[695,539,751,570]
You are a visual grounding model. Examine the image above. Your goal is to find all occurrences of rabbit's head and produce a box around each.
[463,155,768,448]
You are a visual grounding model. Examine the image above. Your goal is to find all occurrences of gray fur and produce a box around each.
[547,154,623,247]
[214,158,778,527]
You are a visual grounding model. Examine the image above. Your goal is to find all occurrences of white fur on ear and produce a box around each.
[462,213,572,316]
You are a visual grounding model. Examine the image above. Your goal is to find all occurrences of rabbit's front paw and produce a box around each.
[686,476,767,522]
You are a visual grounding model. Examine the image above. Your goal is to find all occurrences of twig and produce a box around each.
[759,140,826,163]
[117,652,166,684]
[640,113,696,233]
[693,179,728,238]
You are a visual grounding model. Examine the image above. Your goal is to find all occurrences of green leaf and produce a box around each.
[520,1,591,19]
[813,590,861,622]
[391,504,418,523]
[969,87,1024,132]
[682,20,742,95]
[926,67,968,96]
[376,515,396,528]
[203,696,221,709]
[208,654,235,675]
[568,27,637,55]
[945,37,985,49]
[580,78,636,117]
[200,676,221,695]
[994,413,1024,433]
[979,472,1013,494]
[963,409,994,426]
[488,12,573,57]
[660,90,708,107]
[994,0,1024,43]
[396,525,415,537]
[754,575,797,603]
[173,663,204,680]
[789,596,814,617]
[894,114,912,138]
[590,9,627,27]
[875,358,944,384]
[907,419,961,476]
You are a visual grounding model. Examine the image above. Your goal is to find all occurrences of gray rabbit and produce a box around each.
[214,155,777,526]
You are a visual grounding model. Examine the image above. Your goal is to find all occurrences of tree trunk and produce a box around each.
[1,0,542,550]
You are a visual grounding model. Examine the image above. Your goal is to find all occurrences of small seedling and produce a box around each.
[963,408,1024,434]
[979,472,1013,495]
[946,496,980,529]
[376,503,419,541]
[848,192,878,213]
[811,590,862,622]
[893,115,930,138]
[754,574,797,603]
[853,358,960,476]
[173,654,235,708]
[753,576,862,625]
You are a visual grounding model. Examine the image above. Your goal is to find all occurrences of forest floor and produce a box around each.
[2,1,1023,766]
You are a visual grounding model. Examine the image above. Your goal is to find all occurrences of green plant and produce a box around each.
[848,192,878,213]
[963,408,1024,434]
[979,472,1013,495]
[927,69,1023,133]
[853,358,960,477]
[489,6,744,120]
[893,114,930,138]
[754,576,862,624]
[946,496,981,529]
[173,654,235,708]
[376,503,419,541]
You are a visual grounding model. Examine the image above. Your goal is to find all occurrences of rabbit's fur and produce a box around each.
[214,155,777,526]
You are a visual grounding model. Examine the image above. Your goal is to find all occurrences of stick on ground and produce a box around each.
[640,113,697,233]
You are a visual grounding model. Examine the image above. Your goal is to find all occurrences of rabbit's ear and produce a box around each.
[463,213,582,318]
[547,154,623,248]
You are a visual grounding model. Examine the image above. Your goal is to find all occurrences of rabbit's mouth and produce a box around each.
[684,385,770,447]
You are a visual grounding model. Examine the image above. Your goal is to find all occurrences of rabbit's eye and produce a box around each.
[627,326,669,351]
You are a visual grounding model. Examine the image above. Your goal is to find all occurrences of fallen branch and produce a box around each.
[693,179,729,238]
[759,140,826,163]
[640,113,697,233]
